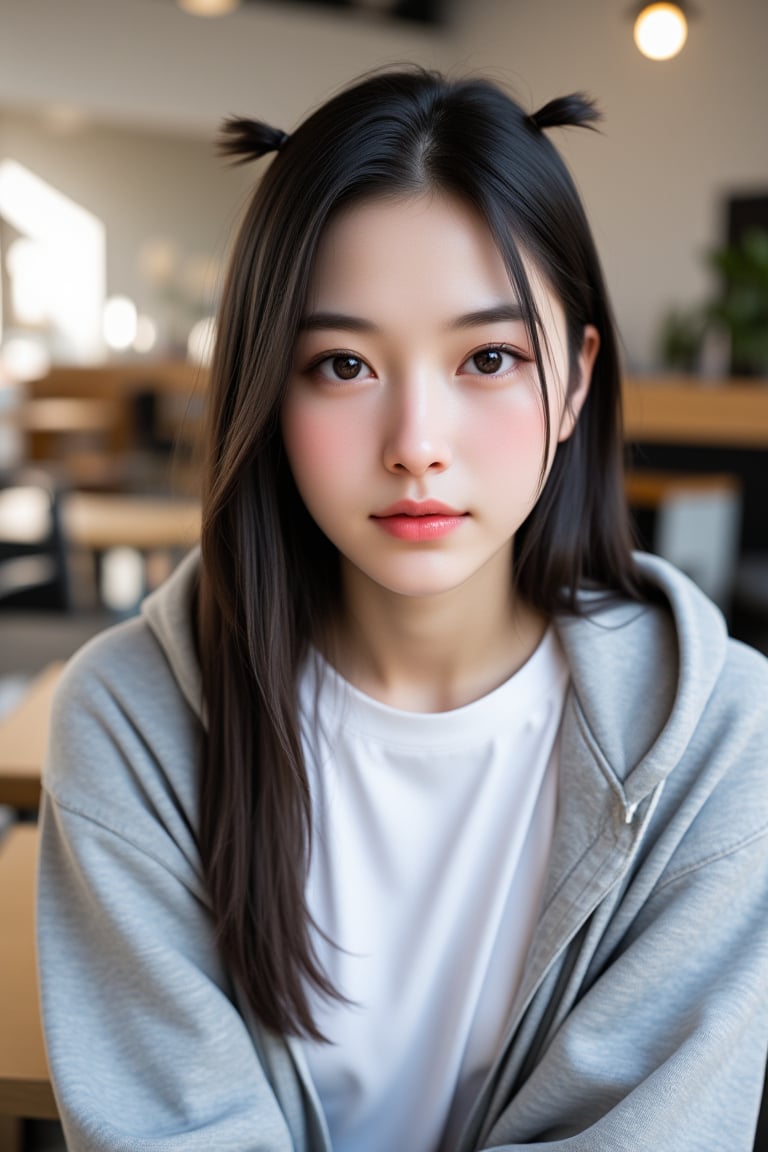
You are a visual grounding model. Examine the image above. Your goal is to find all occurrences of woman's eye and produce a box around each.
[314,353,373,382]
[460,346,519,376]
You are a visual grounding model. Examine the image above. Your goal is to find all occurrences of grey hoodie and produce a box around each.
[37,550,768,1151]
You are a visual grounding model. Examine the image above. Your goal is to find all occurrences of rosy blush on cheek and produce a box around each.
[283,406,347,466]
[280,402,369,526]
[473,395,547,459]
[466,396,551,510]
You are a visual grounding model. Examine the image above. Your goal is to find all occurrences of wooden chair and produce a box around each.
[624,469,742,611]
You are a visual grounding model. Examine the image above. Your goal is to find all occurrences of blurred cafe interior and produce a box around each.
[0,0,767,1146]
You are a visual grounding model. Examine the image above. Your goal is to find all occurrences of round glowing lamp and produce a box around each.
[176,0,240,15]
[103,296,138,352]
[634,3,688,61]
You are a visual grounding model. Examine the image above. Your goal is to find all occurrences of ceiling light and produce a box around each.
[633,3,689,61]
[176,0,240,16]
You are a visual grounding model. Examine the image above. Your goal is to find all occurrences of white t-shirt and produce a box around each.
[299,629,569,1152]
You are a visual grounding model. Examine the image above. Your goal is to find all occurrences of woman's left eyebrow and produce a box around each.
[450,304,525,329]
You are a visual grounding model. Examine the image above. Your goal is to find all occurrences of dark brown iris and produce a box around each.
[473,348,503,374]
[333,355,363,380]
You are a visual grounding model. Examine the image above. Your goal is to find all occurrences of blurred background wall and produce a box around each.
[1,0,766,373]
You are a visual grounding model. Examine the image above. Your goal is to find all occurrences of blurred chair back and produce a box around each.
[0,470,70,610]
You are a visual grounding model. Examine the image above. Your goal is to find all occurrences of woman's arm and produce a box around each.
[36,628,317,1152]
[474,637,768,1152]
[480,831,768,1150]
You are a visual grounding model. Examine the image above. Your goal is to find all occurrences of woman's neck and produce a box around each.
[328,558,548,713]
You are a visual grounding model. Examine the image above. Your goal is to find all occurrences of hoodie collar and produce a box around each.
[555,552,727,810]
[142,547,205,724]
[143,549,727,811]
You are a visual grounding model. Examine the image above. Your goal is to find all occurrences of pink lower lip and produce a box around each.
[372,514,467,541]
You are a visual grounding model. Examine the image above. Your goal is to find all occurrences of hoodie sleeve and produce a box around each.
[474,642,768,1152]
[36,626,309,1152]
[480,831,768,1151]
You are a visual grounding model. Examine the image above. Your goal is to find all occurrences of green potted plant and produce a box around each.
[705,227,768,376]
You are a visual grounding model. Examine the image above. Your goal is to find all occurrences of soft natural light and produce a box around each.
[0,335,51,382]
[5,237,51,326]
[187,315,216,367]
[134,314,159,355]
[0,486,51,543]
[634,3,688,60]
[100,547,145,613]
[103,295,138,351]
[0,159,106,361]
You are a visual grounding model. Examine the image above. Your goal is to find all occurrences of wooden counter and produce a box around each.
[623,376,768,447]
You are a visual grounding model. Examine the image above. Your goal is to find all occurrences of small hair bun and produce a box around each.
[528,93,602,134]
[218,117,288,164]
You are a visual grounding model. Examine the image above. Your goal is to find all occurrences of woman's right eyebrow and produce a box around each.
[299,312,380,333]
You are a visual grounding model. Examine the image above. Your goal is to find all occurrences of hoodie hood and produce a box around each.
[142,547,205,725]
[556,552,727,814]
[142,548,728,814]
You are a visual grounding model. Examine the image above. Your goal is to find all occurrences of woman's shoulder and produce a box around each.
[44,613,204,852]
[52,611,194,731]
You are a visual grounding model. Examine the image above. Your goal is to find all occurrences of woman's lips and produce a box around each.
[371,501,468,542]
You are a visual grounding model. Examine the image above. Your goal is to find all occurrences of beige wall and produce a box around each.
[451,0,768,370]
[0,0,450,133]
[1,0,766,370]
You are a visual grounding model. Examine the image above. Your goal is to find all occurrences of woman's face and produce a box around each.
[281,192,598,607]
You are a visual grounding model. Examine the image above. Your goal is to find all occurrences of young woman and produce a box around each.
[38,69,768,1151]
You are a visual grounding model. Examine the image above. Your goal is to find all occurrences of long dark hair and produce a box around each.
[197,67,643,1039]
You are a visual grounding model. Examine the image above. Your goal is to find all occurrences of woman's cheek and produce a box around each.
[282,399,362,494]
[470,393,548,473]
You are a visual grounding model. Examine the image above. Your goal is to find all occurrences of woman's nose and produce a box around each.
[381,373,453,476]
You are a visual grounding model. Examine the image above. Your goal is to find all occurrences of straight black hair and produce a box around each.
[197,67,645,1039]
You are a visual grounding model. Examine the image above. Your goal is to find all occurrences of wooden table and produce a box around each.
[62,493,201,552]
[26,361,205,470]
[0,824,57,1136]
[0,397,119,435]
[623,376,768,447]
[0,664,62,810]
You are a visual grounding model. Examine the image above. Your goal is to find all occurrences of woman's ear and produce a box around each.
[557,323,600,442]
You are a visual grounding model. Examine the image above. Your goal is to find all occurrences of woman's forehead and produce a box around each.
[305,192,560,325]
